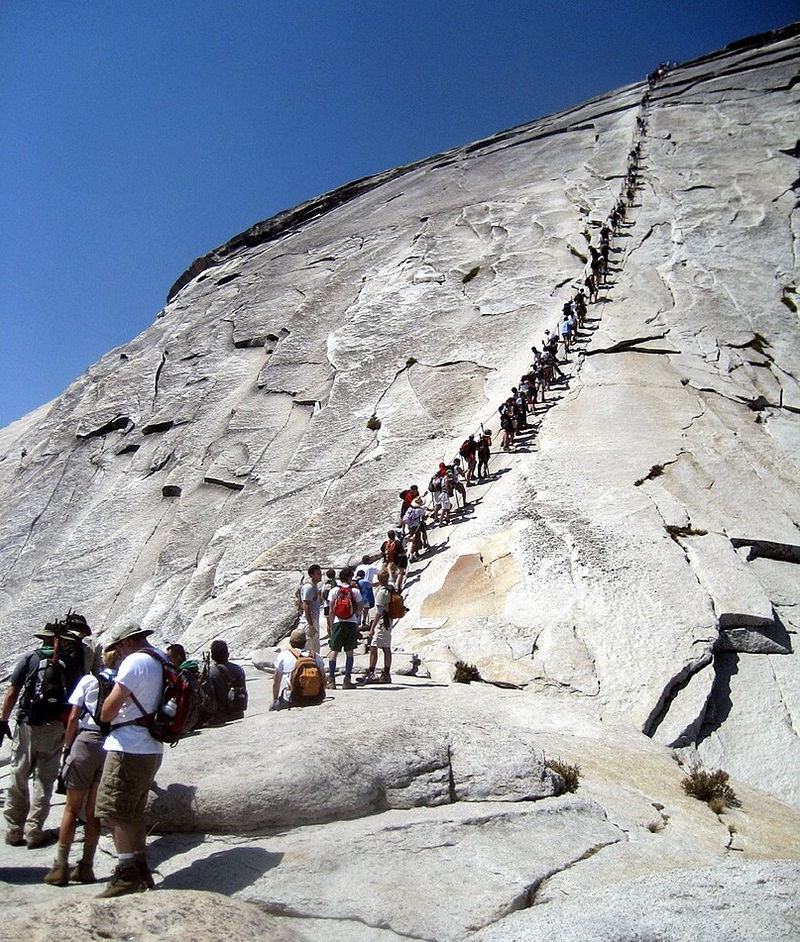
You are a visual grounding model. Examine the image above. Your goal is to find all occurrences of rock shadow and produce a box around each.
[159,845,283,893]
[695,651,740,746]
[0,864,51,885]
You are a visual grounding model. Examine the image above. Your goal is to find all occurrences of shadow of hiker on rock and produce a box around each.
[158,844,283,893]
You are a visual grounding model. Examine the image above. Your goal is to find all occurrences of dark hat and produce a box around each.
[65,612,91,636]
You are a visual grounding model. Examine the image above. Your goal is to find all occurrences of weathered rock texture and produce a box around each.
[1,23,799,941]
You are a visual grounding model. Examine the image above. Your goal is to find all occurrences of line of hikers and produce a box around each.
[282,73,657,698]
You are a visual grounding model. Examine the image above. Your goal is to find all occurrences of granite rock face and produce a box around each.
[1,24,799,942]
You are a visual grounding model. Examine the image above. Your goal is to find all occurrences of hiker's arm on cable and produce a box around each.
[100,682,131,723]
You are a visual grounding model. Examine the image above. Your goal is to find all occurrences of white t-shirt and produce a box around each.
[275,648,326,703]
[361,564,379,584]
[104,648,164,755]
[69,674,100,732]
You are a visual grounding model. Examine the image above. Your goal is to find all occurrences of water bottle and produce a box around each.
[163,698,178,718]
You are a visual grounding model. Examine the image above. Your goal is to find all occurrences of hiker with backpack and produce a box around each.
[43,647,119,886]
[458,435,478,484]
[2,623,84,849]
[94,623,167,897]
[208,639,248,723]
[355,568,376,631]
[326,567,364,690]
[270,627,326,710]
[381,529,405,585]
[361,570,402,685]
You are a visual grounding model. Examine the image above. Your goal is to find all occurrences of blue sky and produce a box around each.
[1,0,796,426]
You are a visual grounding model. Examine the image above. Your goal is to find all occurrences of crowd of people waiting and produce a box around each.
[0,63,665,898]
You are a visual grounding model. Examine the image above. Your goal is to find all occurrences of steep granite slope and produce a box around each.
[1,25,799,940]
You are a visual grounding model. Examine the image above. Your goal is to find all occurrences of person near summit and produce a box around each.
[208,639,248,722]
[94,623,165,897]
[299,564,323,654]
[43,648,119,886]
[2,624,84,849]
[271,627,326,710]
[326,567,363,690]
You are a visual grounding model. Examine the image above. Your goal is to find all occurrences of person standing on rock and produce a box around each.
[361,570,395,685]
[1,624,84,849]
[43,647,119,886]
[94,623,165,897]
[326,568,363,690]
[300,565,323,654]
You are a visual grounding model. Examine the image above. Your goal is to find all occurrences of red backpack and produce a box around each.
[331,585,355,620]
[123,649,200,746]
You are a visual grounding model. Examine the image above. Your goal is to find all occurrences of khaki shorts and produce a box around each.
[95,751,162,824]
[63,729,106,792]
[371,625,393,649]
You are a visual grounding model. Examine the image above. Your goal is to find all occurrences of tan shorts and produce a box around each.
[95,751,162,824]
[63,729,106,792]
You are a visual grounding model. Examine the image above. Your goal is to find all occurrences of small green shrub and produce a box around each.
[453,661,481,683]
[462,266,480,284]
[781,288,797,313]
[546,758,581,794]
[366,414,381,431]
[681,766,740,810]
[568,245,588,264]
[406,356,417,367]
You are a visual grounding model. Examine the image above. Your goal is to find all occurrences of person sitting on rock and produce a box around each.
[208,640,248,722]
[270,628,326,710]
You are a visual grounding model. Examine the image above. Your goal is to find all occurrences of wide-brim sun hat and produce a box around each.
[103,623,154,650]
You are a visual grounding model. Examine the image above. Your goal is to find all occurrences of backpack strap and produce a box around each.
[110,647,163,729]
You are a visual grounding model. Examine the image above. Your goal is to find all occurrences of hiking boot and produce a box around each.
[342,677,356,690]
[43,863,69,886]
[69,860,96,884]
[136,858,156,890]
[96,864,143,898]
[326,677,336,690]
[379,671,392,684]
[26,831,55,850]
[5,832,25,847]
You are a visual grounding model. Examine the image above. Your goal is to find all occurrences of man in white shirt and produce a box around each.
[95,624,164,898]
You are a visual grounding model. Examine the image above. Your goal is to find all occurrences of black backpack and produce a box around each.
[217,663,248,714]
[20,640,82,726]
